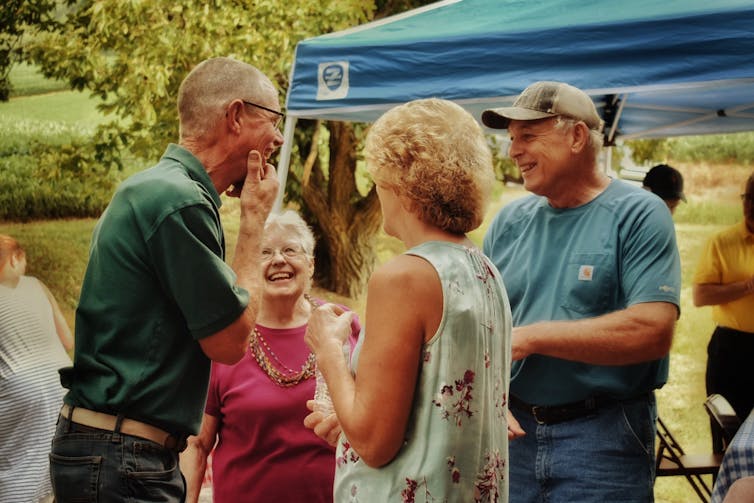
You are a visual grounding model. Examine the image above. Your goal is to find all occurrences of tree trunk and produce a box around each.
[301,121,382,299]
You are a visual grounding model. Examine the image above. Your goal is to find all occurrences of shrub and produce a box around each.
[669,133,754,165]
[0,151,118,221]
[0,102,133,221]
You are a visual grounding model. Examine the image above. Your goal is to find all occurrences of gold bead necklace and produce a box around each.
[249,294,318,387]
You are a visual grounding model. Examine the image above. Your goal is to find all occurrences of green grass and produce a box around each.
[0,90,107,156]
[7,62,69,98]
[1,89,109,126]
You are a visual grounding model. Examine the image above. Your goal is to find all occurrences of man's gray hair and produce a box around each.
[553,116,604,159]
[177,57,270,139]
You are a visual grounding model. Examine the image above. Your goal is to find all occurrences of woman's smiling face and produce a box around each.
[260,230,314,301]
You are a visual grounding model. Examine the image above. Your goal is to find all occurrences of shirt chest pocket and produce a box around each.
[560,252,617,315]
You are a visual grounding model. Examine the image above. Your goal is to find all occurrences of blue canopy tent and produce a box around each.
[276,0,754,208]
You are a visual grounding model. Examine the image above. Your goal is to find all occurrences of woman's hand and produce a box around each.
[303,399,342,447]
[507,409,526,440]
[304,303,355,356]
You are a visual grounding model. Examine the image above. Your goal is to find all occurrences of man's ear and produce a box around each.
[570,121,590,153]
[225,99,245,135]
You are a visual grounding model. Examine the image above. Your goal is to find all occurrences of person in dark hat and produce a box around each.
[481,81,682,503]
[643,163,686,214]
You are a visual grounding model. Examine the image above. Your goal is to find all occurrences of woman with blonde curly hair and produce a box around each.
[304,98,512,502]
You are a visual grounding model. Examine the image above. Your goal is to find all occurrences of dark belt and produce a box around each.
[510,394,618,425]
[60,404,188,453]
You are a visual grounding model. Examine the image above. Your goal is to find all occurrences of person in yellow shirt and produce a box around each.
[693,172,754,438]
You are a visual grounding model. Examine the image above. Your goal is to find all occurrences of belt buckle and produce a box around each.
[531,405,548,425]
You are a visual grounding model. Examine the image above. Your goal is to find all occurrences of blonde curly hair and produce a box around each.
[364,98,494,234]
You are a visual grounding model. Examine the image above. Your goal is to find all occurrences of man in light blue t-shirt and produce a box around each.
[482,81,681,503]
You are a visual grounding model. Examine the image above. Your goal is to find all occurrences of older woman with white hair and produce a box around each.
[182,210,360,503]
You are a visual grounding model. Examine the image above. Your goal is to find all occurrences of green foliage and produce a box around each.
[0,145,120,221]
[6,0,379,223]
[23,0,375,168]
[0,0,62,100]
[487,134,521,183]
[627,138,671,165]
[6,61,67,97]
[626,132,754,167]
[667,132,754,165]
[0,89,125,220]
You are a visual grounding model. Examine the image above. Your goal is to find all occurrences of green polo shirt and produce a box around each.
[62,144,249,435]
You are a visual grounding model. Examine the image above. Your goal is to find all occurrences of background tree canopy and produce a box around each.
[5,0,436,298]
[22,0,374,165]
[0,0,60,100]
[8,1,750,298]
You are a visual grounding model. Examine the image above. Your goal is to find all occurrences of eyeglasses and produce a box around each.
[243,100,285,129]
[261,245,306,262]
[741,193,754,202]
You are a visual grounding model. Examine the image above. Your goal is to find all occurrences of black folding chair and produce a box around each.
[655,415,724,503]
[704,393,742,454]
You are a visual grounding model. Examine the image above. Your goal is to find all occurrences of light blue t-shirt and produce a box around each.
[483,179,681,405]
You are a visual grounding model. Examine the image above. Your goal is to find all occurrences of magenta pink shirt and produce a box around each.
[205,317,360,502]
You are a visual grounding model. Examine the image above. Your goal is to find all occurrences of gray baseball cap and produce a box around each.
[482,81,604,132]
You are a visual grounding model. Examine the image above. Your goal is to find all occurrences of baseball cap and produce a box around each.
[482,81,604,132]
[643,164,686,202]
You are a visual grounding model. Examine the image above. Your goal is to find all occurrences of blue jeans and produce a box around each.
[509,394,657,503]
[49,414,185,502]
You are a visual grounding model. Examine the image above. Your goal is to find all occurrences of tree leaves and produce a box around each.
[23,0,375,165]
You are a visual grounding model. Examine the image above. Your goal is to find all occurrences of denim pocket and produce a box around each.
[125,441,183,500]
[618,399,655,457]
[49,452,102,502]
[129,441,176,476]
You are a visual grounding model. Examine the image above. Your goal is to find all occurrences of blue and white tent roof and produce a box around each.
[285,0,754,142]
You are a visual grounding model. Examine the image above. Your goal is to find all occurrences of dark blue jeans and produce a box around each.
[49,414,185,502]
[508,393,657,503]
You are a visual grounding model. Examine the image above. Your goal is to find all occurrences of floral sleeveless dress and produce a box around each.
[334,241,512,502]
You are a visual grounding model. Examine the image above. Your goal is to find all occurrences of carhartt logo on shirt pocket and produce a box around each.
[561,252,615,315]
[578,265,594,281]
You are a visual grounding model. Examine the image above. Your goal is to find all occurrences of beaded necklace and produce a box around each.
[249,295,318,387]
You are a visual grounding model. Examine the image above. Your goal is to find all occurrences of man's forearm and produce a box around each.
[513,302,676,365]
[693,281,754,307]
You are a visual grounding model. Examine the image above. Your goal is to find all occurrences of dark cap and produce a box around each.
[643,164,686,202]
[482,81,604,131]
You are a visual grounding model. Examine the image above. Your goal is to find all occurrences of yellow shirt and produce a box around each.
[694,221,754,332]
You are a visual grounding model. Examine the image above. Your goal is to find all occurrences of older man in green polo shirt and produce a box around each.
[49,57,283,502]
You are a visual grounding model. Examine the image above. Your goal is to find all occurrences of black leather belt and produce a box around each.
[510,394,617,425]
